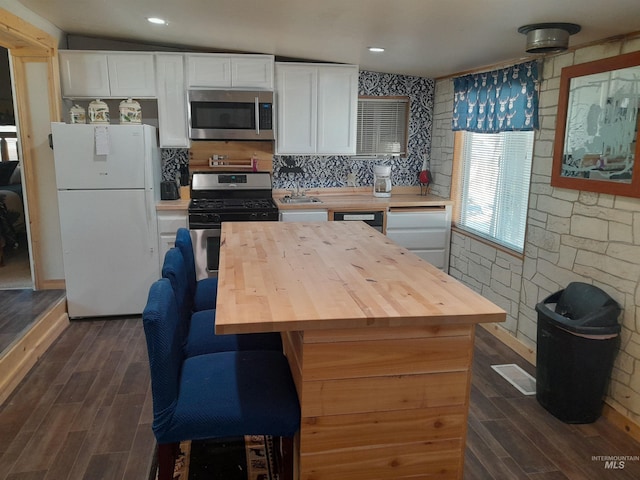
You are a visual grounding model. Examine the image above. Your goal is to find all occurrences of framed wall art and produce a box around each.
[551,51,640,197]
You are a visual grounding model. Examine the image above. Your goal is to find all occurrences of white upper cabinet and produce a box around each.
[186,54,274,89]
[107,53,156,97]
[275,65,318,154]
[275,63,358,155]
[59,51,156,98]
[155,53,189,148]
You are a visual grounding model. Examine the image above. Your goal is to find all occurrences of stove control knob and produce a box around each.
[261,212,270,219]
[249,212,259,220]
[209,213,221,224]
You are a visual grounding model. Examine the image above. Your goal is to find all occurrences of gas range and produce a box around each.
[188,171,279,228]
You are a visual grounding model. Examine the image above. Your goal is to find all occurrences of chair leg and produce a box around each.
[278,436,295,480]
[157,442,179,480]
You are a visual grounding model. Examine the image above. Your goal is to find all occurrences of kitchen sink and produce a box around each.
[279,196,322,204]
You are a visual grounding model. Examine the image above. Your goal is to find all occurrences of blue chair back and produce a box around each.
[162,247,193,325]
[142,278,183,435]
[175,228,197,296]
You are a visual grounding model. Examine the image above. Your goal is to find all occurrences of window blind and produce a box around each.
[356,97,408,155]
[457,131,534,253]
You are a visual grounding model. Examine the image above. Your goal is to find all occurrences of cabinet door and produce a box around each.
[156,54,189,148]
[187,55,231,87]
[107,53,156,97]
[275,64,317,154]
[386,207,452,272]
[157,211,188,268]
[59,51,110,98]
[231,55,274,89]
[317,65,358,155]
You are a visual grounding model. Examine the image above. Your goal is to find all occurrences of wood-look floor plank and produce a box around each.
[0,431,38,480]
[95,393,145,454]
[81,452,128,480]
[0,374,63,456]
[463,449,493,480]
[528,472,571,480]
[11,403,80,474]
[70,350,122,432]
[66,403,114,480]
[465,419,514,479]
[468,383,506,422]
[42,430,86,480]
[54,371,97,405]
[121,423,156,480]
[5,471,47,480]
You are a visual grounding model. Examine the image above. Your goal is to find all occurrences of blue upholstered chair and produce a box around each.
[175,228,218,311]
[161,247,283,357]
[143,279,300,480]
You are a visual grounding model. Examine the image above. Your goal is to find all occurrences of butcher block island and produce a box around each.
[216,221,505,480]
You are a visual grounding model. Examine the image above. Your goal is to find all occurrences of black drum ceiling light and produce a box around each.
[518,23,581,53]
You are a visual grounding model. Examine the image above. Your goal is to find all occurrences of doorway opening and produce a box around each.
[0,46,31,289]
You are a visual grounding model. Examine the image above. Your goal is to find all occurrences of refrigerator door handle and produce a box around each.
[145,195,153,253]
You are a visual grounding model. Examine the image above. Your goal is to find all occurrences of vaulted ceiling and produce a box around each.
[16,0,640,78]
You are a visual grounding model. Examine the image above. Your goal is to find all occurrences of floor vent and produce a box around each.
[491,364,536,395]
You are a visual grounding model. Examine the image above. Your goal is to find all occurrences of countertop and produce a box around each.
[215,221,505,334]
[156,186,452,211]
[156,197,190,211]
[273,191,452,210]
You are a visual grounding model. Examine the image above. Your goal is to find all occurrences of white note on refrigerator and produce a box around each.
[95,126,110,156]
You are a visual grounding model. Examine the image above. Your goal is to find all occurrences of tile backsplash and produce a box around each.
[161,70,435,189]
[161,148,189,184]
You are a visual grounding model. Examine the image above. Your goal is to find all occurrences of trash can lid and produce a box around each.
[535,282,622,335]
[556,282,619,321]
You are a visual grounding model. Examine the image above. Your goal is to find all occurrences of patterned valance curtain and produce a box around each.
[452,61,539,133]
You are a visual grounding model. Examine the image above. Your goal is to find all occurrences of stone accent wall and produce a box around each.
[430,79,455,198]
[436,34,640,425]
[449,232,524,338]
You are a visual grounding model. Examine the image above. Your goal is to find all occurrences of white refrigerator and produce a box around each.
[51,122,161,318]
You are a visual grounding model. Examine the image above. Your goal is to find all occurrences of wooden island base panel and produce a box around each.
[284,324,473,480]
[216,221,506,480]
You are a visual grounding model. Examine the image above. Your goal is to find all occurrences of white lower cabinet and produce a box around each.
[279,210,328,222]
[385,206,452,271]
[157,210,188,268]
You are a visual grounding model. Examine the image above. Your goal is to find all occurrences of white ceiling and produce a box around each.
[16,0,640,78]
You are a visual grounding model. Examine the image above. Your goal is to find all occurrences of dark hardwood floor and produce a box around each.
[0,289,66,354]
[0,317,154,480]
[1,317,639,480]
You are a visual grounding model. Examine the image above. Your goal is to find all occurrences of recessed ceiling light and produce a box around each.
[147,17,167,25]
[368,47,385,53]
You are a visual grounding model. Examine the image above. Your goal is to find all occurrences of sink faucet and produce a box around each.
[293,179,307,197]
[286,179,308,198]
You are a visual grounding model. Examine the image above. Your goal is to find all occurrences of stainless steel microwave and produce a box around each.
[188,90,274,141]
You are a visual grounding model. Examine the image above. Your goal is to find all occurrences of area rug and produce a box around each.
[154,435,277,480]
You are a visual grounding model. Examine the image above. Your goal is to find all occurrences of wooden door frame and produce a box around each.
[0,8,61,289]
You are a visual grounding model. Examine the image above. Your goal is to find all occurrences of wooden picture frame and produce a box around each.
[551,51,640,197]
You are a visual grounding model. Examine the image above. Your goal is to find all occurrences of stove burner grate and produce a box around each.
[189,197,277,212]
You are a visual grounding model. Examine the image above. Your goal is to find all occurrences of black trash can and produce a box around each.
[535,282,621,424]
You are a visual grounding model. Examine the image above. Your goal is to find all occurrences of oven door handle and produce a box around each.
[255,96,260,136]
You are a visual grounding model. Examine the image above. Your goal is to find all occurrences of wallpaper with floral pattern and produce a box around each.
[161,70,435,189]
